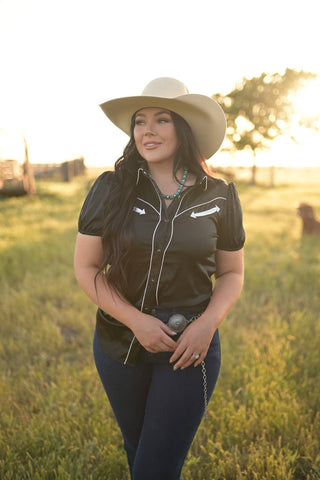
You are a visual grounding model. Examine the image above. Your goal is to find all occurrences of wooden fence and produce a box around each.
[0,157,86,196]
[32,158,86,182]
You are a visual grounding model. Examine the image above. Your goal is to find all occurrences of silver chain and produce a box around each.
[168,312,208,419]
[189,314,208,420]
[201,360,208,420]
[187,312,202,325]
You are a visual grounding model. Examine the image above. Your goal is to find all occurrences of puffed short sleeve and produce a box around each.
[217,182,245,251]
[78,171,113,236]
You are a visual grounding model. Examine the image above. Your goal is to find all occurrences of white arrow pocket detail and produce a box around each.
[133,207,146,215]
[190,205,220,218]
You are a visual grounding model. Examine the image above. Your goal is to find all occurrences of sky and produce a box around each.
[0,0,320,167]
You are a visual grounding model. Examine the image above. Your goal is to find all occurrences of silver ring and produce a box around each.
[192,353,200,360]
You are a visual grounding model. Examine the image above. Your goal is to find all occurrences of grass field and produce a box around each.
[1,171,320,479]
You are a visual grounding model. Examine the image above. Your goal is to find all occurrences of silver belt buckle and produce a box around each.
[167,314,188,333]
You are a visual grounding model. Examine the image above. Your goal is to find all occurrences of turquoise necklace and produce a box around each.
[148,168,188,200]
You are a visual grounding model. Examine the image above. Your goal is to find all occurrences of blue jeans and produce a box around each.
[93,318,221,480]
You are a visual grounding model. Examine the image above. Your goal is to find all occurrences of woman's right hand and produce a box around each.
[132,315,178,353]
[74,234,177,353]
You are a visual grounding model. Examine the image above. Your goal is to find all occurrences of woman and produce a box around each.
[74,77,245,480]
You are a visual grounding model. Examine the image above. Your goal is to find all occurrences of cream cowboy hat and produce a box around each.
[100,77,226,158]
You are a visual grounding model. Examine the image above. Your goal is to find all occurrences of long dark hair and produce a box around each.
[98,110,210,299]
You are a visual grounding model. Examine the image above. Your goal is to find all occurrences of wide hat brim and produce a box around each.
[100,92,226,159]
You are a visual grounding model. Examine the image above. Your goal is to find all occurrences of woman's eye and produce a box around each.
[134,116,171,126]
[158,117,170,124]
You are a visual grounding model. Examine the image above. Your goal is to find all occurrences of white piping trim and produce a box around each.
[137,197,160,215]
[140,199,162,311]
[201,175,208,190]
[155,220,174,305]
[124,335,136,365]
[136,167,144,185]
[124,174,162,364]
[155,195,185,304]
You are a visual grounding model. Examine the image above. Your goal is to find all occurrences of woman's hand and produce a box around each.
[169,318,215,370]
[132,315,178,353]
[169,249,244,371]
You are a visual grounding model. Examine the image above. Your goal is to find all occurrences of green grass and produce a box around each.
[1,174,319,479]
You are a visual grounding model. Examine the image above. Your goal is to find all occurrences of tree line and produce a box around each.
[214,68,320,184]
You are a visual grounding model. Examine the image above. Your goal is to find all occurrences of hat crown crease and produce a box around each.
[141,77,189,98]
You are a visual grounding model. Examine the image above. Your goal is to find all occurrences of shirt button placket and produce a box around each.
[145,212,170,308]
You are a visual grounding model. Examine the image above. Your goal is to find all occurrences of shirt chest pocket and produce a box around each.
[172,212,219,259]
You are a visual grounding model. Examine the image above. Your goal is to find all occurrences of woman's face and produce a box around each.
[133,107,179,167]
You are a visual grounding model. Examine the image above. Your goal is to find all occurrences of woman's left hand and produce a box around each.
[169,318,215,370]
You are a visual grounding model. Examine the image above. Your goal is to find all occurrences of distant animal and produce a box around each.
[297,203,320,235]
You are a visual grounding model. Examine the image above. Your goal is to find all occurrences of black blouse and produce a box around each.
[78,167,245,315]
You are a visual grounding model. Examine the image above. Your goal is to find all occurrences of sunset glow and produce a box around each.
[293,80,320,120]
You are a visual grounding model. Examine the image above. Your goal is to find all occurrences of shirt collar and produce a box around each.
[136,166,149,185]
[136,163,208,191]
[200,175,208,191]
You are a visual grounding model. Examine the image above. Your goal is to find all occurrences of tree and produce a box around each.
[214,68,319,184]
